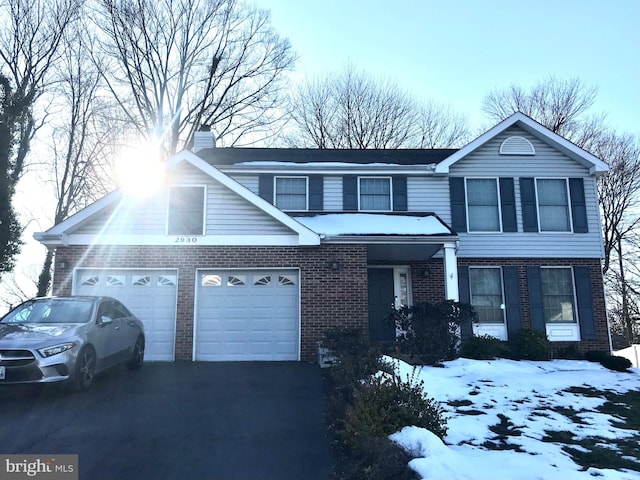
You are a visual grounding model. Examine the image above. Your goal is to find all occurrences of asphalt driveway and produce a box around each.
[0,362,332,480]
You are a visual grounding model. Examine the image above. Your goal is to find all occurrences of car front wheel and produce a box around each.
[71,347,96,392]
[126,335,144,371]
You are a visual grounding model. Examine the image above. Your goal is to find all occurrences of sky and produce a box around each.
[253,0,640,135]
[389,357,640,480]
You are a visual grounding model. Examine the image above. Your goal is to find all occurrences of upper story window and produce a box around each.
[541,267,576,323]
[167,186,205,235]
[536,179,571,232]
[469,267,505,323]
[466,178,501,232]
[359,177,391,211]
[275,176,308,211]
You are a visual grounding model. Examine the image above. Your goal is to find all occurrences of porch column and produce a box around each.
[443,242,459,301]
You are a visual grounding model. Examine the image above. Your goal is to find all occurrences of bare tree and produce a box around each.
[0,0,78,277]
[482,76,598,139]
[482,76,640,347]
[287,65,469,149]
[91,0,295,153]
[36,27,114,296]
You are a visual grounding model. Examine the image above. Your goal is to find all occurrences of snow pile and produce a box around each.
[387,358,640,480]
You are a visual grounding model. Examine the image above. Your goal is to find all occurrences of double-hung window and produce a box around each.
[469,267,505,323]
[275,176,308,211]
[359,177,391,211]
[466,178,501,232]
[167,186,205,235]
[541,267,576,323]
[536,179,571,232]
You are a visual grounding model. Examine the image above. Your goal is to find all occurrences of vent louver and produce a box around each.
[500,136,535,155]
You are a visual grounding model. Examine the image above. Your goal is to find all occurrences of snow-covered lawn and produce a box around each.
[388,358,640,480]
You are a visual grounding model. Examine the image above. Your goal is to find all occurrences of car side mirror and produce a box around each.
[99,316,113,326]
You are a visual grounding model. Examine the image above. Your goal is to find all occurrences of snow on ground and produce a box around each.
[387,358,640,480]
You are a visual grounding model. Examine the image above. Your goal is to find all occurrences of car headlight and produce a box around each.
[38,343,76,358]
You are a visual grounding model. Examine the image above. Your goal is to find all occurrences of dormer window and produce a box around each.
[275,176,308,211]
[167,186,205,235]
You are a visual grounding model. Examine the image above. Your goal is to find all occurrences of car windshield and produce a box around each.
[0,299,94,324]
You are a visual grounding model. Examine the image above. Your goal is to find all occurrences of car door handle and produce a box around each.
[115,326,120,330]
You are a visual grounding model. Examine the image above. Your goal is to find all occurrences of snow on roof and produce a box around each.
[234,161,431,167]
[295,213,452,236]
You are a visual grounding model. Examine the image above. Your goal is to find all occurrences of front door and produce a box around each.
[368,268,396,342]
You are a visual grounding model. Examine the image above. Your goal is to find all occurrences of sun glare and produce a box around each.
[115,145,166,197]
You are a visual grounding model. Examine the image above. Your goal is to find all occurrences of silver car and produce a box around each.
[0,296,145,391]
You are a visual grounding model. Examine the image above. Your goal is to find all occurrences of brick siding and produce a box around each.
[52,244,368,361]
[52,246,610,361]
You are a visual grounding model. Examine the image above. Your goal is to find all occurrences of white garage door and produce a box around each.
[196,269,299,361]
[74,269,178,361]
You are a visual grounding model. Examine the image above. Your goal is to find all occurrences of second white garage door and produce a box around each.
[195,269,300,361]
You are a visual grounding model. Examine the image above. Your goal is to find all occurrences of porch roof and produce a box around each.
[293,213,456,240]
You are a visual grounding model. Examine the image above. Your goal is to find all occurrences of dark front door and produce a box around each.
[368,268,396,342]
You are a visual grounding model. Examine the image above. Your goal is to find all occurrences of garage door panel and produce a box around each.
[75,269,177,361]
[196,269,299,361]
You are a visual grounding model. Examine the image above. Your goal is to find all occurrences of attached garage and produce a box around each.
[73,269,178,361]
[195,269,300,361]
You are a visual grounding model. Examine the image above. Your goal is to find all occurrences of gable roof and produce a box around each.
[34,150,320,246]
[434,112,609,175]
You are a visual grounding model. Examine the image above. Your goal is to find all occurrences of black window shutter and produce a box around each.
[574,266,596,340]
[449,177,467,233]
[258,174,274,204]
[392,176,408,211]
[526,266,545,331]
[499,178,517,232]
[309,175,324,211]
[569,178,588,233]
[520,178,538,232]
[457,266,473,339]
[343,176,358,211]
[503,266,522,338]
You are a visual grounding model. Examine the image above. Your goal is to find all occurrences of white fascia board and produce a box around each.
[65,233,306,246]
[33,190,124,247]
[322,235,458,244]
[218,164,437,176]
[167,151,320,245]
[434,112,609,175]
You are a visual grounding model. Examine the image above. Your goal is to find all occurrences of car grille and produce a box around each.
[0,349,36,367]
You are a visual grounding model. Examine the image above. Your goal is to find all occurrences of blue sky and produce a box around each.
[254,0,640,135]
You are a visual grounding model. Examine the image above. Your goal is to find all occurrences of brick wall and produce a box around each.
[52,244,368,361]
[456,257,609,352]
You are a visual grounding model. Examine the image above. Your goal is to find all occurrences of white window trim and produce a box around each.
[534,178,573,233]
[358,176,393,212]
[274,176,309,212]
[166,184,207,236]
[541,266,581,341]
[468,266,506,325]
[464,177,503,233]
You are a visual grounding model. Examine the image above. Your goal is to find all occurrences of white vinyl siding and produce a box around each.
[448,125,603,258]
[324,176,343,210]
[466,178,501,232]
